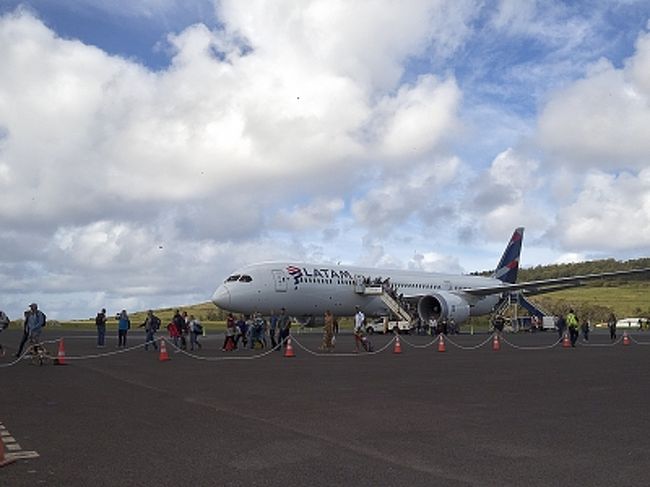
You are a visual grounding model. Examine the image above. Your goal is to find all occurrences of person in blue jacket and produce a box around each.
[117,310,130,347]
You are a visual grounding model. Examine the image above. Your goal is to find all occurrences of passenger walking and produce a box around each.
[607,313,617,341]
[268,310,278,349]
[16,303,47,357]
[117,309,130,347]
[167,320,180,346]
[234,315,247,348]
[188,314,203,351]
[277,308,291,351]
[581,319,590,342]
[566,309,579,347]
[222,313,237,351]
[353,306,365,352]
[0,310,9,357]
[556,315,567,340]
[139,310,160,351]
[321,310,335,351]
[173,310,187,350]
[95,308,107,348]
[250,313,266,349]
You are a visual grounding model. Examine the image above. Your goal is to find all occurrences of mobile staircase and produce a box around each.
[354,276,412,323]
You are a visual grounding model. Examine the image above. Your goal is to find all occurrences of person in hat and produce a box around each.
[16,303,47,357]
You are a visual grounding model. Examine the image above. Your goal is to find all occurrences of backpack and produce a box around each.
[152,316,161,330]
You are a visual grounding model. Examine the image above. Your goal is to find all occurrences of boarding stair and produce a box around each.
[355,276,412,323]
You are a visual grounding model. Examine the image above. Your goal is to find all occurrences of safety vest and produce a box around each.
[566,313,578,328]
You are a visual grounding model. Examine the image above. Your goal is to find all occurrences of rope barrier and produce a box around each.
[500,335,562,350]
[290,335,396,357]
[0,339,61,368]
[630,336,650,346]
[443,334,494,351]
[164,337,284,361]
[396,335,437,349]
[1,332,648,368]
[580,336,624,347]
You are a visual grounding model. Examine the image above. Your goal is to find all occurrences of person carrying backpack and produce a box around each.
[16,303,47,357]
[139,310,160,351]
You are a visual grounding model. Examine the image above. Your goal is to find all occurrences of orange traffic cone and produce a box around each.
[393,335,402,354]
[492,334,501,351]
[55,338,67,365]
[623,331,630,346]
[562,332,571,348]
[159,339,170,361]
[0,436,15,468]
[284,337,296,357]
[437,334,446,352]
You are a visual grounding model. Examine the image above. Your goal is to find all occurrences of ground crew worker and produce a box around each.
[566,309,579,347]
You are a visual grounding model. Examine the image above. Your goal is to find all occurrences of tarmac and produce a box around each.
[1,328,649,486]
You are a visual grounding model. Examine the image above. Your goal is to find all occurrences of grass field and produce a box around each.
[530,282,650,318]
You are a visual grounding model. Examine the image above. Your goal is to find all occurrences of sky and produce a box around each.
[0,0,649,319]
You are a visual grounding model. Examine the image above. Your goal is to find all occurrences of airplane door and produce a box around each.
[442,280,452,291]
[272,270,288,292]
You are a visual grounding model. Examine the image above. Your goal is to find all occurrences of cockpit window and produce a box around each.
[226,275,240,282]
[238,275,253,282]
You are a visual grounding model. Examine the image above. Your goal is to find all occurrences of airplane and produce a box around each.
[211,227,650,326]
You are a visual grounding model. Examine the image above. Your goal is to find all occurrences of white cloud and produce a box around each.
[550,169,650,251]
[372,76,461,159]
[538,31,650,170]
[272,198,345,232]
[351,157,462,232]
[0,4,478,317]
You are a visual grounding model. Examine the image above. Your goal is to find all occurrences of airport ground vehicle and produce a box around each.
[366,318,411,334]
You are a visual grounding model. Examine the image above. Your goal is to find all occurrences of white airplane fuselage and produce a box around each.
[211,262,503,319]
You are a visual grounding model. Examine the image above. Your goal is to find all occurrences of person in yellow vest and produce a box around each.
[566,309,579,347]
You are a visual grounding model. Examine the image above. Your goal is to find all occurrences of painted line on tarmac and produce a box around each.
[1,422,40,461]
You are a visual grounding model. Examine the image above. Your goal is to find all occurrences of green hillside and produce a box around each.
[474,257,650,322]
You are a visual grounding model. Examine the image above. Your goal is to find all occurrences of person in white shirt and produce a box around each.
[354,306,365,352]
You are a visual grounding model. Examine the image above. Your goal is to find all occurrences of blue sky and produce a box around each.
[0,0,649,319]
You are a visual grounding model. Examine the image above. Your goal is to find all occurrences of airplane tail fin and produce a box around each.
[492,227,524,284]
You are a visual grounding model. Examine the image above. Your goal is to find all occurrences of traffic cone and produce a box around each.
[437,334,446,352]
[623,331,630,346]
[393,335,402,354]
[492,334,500,351]
[55,338,67,365]
[159,339,170,361]
[562,332,571,348]
[284,337,296,358]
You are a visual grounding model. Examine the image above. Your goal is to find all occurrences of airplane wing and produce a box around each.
[465,267,650,297]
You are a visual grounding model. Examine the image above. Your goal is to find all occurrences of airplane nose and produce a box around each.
[212,285,231,309]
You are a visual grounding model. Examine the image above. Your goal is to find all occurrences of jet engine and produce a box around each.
[417,292,471,324]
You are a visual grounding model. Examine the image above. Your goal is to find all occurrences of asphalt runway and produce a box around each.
[1,328,650,486]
